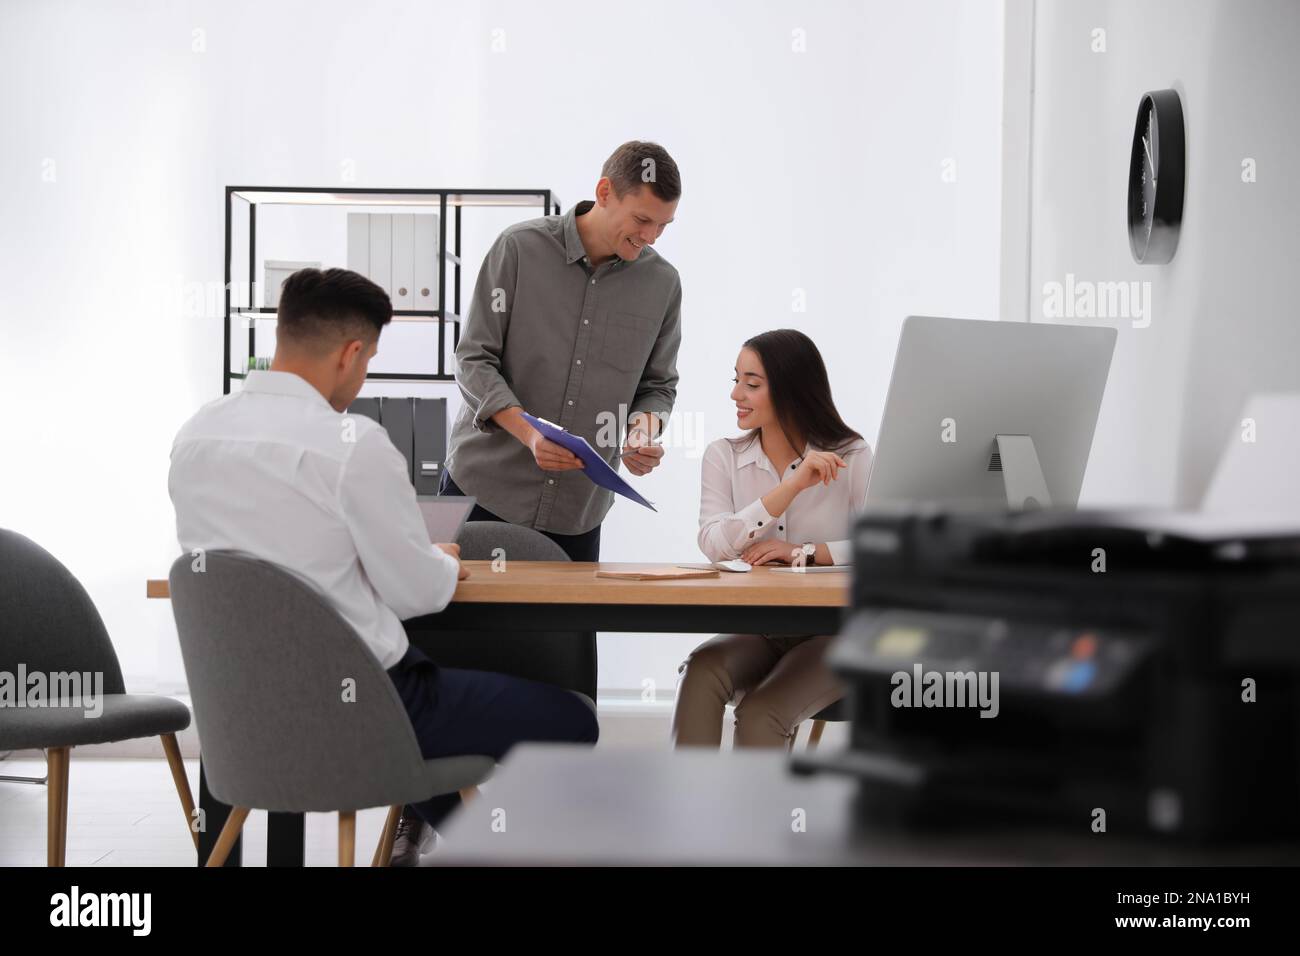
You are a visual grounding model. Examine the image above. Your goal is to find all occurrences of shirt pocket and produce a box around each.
[600,310,659,373]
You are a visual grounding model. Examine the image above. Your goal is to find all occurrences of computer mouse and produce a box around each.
[714,559,752,573]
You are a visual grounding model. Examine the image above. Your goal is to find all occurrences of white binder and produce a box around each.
[346,213,369,277]
[413,214,439,311]
[368,213,392,296]
[391,213,414,309]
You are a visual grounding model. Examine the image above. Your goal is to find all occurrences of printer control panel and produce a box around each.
[830,610,1149,698]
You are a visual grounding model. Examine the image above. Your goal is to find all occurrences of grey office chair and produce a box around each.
[406,521,598,701]
[167,551,493,867]
[0,528,196,866]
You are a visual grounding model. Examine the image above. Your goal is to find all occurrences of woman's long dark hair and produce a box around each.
[728,329,864,456]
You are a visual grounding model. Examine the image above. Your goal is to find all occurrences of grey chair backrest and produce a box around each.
[409,521,597,700]
[167,551,432,813]
[0,528,126,695]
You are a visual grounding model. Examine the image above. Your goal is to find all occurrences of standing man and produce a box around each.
[443,141,682,561]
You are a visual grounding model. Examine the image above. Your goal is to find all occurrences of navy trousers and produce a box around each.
[387,644,599,829]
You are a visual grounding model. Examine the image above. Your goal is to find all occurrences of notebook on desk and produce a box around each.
[595,567,720,581]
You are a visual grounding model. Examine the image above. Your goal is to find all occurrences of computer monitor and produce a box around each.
[865,316,1116,510]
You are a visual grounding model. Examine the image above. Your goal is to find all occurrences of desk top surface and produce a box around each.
[432,745,1300,866]
[147,561,851,607]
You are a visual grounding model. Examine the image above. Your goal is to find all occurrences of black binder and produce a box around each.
[379,397,415,484]
[413,397,448,494]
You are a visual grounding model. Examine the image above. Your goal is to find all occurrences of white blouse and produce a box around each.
[697,435,873,565]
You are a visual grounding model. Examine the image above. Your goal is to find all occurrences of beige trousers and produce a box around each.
[671,632,844,749]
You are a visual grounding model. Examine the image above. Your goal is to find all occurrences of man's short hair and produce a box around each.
[276,267,392,353]
[601,141,681,202]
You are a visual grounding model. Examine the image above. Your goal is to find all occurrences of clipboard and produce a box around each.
[521,412,657,512]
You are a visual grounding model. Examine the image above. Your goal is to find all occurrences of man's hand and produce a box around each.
[490,406,584,473]
[435,542,470,579]
[621,427,664,476]
[742,539,799,566]
[621,412,665,477]
[527,428,585,472]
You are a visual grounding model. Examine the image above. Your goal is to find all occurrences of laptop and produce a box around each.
[416,495,476,544]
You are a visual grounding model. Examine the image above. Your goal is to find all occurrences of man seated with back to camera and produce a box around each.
[168,268,599,865]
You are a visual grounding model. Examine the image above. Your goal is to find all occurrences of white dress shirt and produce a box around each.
[697,435,873,566]
[168,370,461,669]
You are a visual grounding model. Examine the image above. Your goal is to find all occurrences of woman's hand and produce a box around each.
[742,539,802,566]
[783,450,848,493]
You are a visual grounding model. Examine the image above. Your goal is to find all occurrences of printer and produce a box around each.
[795,506,1300,841]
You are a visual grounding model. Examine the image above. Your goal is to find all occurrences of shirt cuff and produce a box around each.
[629,400,673,431]
[733,498,778,550]
[826,539,852,567]
[471,382,522,432]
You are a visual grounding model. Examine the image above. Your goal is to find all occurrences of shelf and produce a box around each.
[229,187,558,208]
[228,370,456,383]
[232,308,461,324]
[224,183,556,394]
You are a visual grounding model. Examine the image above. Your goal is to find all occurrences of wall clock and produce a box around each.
[1128,89,1186,264]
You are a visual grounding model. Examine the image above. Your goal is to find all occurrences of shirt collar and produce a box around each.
[241,370,334,410]
[563,199,635,272]
[736,436,816,474]
[562,200,595,264]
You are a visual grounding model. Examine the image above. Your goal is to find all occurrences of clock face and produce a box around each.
[1128,89,1185,264]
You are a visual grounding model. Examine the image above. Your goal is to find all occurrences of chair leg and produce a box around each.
[338,811,356,867]
[159,733,198,849]
[787,725,799,752]
[46,747,70,867]
[372,805,402,867]
[807,719,827,751]
[205,806,249,867]
[458,786,481,804]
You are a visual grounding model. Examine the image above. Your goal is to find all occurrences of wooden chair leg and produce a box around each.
[46,747,70,867]
[787,725,799,752]
[458,786,481,804]
[807,719,827,751]
[372,805,402,867]
[338,811,356,867]
[205,806,249,867]
[160,733,198,849]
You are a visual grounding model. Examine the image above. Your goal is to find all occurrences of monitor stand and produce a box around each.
[993,434,1052,510]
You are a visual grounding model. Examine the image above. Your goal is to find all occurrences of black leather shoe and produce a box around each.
[389,812,435,867]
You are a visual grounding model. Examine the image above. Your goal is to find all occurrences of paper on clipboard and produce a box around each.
[521,412,657,512]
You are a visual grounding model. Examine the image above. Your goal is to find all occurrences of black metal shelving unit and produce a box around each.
[223,186,561,394]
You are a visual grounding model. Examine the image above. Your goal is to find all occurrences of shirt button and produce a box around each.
[583,319,589,325]
[567,400,574,406]
[590,279,596,285]
[576,359,582,365]
[547,478,555,485]
[757,521,763,527]
[779,526,784,531]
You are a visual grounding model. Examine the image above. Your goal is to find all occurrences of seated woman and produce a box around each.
[672,329,872,749]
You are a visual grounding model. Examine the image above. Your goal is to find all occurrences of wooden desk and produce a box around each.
[150,561,851,634]
[147,560,850,867]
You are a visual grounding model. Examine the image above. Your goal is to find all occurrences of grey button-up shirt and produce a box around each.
[447,200,682,535]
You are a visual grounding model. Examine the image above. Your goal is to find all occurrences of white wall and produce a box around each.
[0,0,1004,694]
[1025,0,1300,508]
